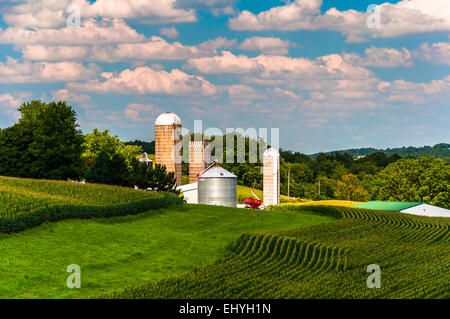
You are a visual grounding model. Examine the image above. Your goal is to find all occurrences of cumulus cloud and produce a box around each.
[0,19,145,45]
[160,27,179,39]
[124,103,162,122]
[414,42,450,66]
[2,0,196,29]
[67,66,217,96]
[20,36,237,62]
[239,36,296,55]
[0,92,31,118]
[229,0,450,42]
[0,57,101,83]
[342,47,412,67]
[185,51,372,80]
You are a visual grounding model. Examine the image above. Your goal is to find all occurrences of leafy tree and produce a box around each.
[129,159,177,192]
[365,157,449,208]
[0,100,84,180]
[109,153,131,186]
[82,129,142,171]
[125,140,155,154]
[334,174,369,201]
[85,152,112,184]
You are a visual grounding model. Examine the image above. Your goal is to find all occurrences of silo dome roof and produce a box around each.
[155,112,182,126]
[263,147,279,157]
[199,163,237,178]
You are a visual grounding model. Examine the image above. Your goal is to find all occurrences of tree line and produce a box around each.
[0,100,448,208]
[0,101,176,191]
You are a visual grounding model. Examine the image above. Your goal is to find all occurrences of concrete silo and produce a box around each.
[155,112,183,186]
[198,162,237,207]
[189,140,210,183]
[263,148,280,206]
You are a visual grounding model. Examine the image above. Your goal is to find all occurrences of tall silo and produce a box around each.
[263,148,280,206]
[189,140,210,183]
[155,112,182,186]
[198,162,237,207]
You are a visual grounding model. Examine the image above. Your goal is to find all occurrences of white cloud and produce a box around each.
[343,47,412,67]
[229,0,450,42]
[224,84,266,99]
[51,89,91,103]
[20,36,237,62]
[0,92,31,118]
[0,19,145,45]
[67,66,217,96]
[2,0,196,28]
[160,27,179,39]
[185,51,372,81]
[124,103,162,122]
[0,57,101,83]
[239,36,296,55]
[414,42,450,66]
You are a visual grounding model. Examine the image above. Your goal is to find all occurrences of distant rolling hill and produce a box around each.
[310,143,450,162]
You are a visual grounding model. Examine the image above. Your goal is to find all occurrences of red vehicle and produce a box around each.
[244,198,263,209]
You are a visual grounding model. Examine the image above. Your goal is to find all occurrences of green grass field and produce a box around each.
[1,176,448,299]
[0,203,332,298]
[109,206,449,299]
[0,176,181,233]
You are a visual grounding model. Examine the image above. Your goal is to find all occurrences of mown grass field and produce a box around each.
[109,206,449,299]
[0,176,181,233]
[0,199,332,298]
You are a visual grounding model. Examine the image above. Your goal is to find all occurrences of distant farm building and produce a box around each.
[355,201,449,218]
[138,152,153,169]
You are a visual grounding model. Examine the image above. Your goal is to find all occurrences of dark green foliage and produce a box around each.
[364,157,450,208]
[125,140,155,154]
[85,152,112,184]
[0,100,84,180]
[310,143,450,163]
[129,159,177,192]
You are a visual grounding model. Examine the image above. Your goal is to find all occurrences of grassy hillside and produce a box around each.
[0,204,332,298]
[110,206,449,299]
[0,176,181,233]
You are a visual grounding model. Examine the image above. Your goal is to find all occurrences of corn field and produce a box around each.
[0,176,183,233]
[107,206,449,299]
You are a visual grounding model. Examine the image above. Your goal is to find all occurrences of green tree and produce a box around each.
[334,174,369,201]
[0,100,84,180]
[85,152,112,184]
[82,129,142,171]
[365,157,449,208]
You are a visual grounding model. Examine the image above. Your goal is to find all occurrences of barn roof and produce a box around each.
[355,201,423,211]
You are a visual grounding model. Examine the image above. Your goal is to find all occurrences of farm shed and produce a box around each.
[355,201,449,218]
[176,183,198,204]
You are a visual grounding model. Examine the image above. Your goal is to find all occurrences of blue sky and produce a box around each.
[0,0,449,153]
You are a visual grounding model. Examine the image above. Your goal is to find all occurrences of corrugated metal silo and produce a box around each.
[198,162,237,207]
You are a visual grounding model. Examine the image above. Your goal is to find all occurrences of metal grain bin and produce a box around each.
[198,163,237,207]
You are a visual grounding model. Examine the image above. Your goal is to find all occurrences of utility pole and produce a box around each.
[287,167,291,199]
[318,179,321,196]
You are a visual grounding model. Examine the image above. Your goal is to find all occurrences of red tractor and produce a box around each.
[244,198,263,209]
